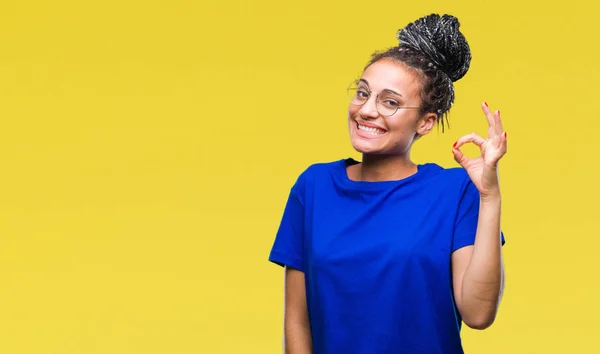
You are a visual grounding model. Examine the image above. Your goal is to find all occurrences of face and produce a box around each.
[347,59,436,155]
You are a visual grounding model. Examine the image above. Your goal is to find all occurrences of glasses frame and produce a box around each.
[346,80,421,117]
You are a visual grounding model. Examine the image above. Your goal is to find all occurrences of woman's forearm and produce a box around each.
[460,194,505,329]
[284,319,312,353]
[284,267,313,353]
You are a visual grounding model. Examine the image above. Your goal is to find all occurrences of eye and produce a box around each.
[356,89,369,98]
[381,99,400,109]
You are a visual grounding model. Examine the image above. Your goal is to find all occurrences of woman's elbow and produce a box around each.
[463,312,497,330]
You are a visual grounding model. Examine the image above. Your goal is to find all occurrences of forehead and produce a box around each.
[361,59,421,99]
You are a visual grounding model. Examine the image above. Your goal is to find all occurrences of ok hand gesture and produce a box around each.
[451,102,507,199]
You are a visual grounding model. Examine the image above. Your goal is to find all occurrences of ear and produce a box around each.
[416,112,437,136]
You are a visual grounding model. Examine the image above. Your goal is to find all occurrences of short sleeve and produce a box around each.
[452,179,506,252]
[268,183,305,272]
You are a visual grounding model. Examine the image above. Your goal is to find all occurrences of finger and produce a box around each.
[486,131,508,165]
[452,146,469,167]
[482,102,496,130]
[492,131,508,160]
[453,132,486,149]
[491,119,506,149]
[494,110,504,134]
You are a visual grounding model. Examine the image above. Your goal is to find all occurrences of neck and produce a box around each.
[358,153,418,182]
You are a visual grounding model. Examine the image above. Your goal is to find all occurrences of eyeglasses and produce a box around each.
[347,80,420,117]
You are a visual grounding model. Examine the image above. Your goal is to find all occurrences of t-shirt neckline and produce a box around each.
[336,158,431,190]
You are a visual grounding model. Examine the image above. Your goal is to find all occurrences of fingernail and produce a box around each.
[484,102,488,107]
[453,141,457,148]
[503,132,507,139]
[497,110,501,116]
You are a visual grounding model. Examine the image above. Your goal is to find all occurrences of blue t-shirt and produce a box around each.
[269,158,505,354]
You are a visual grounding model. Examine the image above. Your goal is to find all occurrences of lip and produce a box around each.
[355,120,387,132]
[354,120,388,139]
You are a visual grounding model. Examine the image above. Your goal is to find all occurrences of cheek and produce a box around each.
[386,116,419,143]
[347,104,360,119]
[387,112,418,130]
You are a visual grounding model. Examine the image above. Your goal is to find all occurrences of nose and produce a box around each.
[358,94,379,119]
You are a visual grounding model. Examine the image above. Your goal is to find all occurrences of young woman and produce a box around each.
[269,13,507,354]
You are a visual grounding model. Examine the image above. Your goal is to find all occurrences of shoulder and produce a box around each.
[289,158,346,193]
[304,158,346,173]
[417,164,480,219]
[436,166,480,204]
[295,159,346,182]
[418,163,477,203]
[420,163,471,186]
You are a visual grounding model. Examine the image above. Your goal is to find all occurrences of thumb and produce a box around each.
[452,147,468,167]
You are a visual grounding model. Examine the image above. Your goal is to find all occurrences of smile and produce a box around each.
[357,122,387,136]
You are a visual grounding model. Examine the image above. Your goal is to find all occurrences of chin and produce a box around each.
[350,138,384,155]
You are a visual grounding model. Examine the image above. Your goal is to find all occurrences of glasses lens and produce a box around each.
[347,81,366,106]
[376,93,399,116]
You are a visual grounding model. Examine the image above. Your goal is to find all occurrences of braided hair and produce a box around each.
[367,14,472,132]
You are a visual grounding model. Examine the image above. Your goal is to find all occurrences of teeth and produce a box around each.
[358,124,385,135]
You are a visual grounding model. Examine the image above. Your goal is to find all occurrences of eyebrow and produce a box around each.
[359,79,403,97]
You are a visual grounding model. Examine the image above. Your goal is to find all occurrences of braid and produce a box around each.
[365,14,471,132]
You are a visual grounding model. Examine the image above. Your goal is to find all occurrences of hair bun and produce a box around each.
[396,14,471,82]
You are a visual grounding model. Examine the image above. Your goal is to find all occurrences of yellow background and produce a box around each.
[0,0,598,353]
